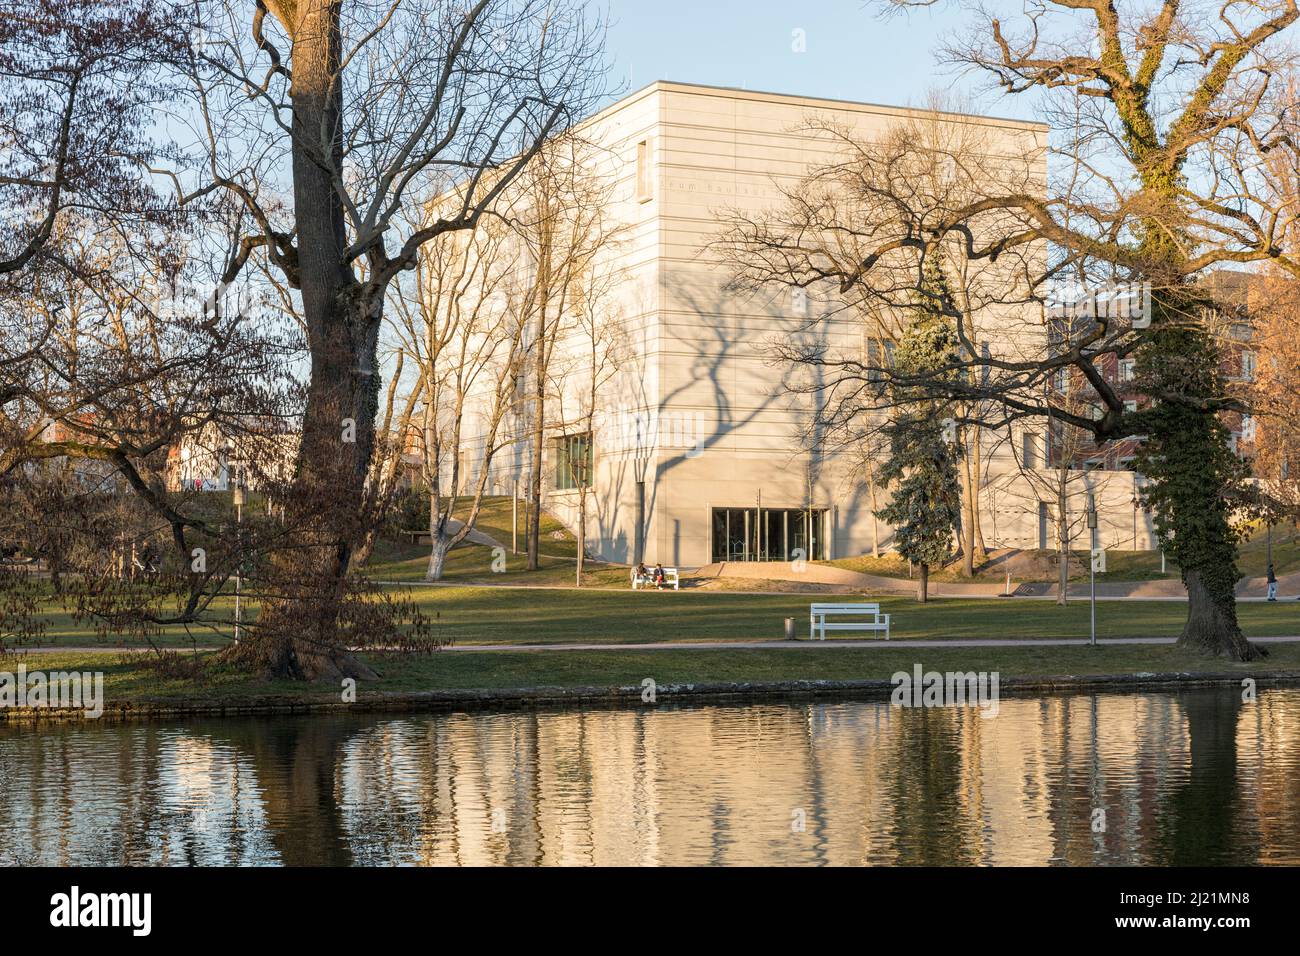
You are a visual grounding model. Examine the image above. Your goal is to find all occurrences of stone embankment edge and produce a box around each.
[3,670,1297,724]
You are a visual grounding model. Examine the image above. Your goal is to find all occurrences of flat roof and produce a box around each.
[583,79,1048,132]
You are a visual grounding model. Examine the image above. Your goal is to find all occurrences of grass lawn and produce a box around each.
[14,642,1300,704]
[16,592,241,648]
[11,501,1300,707]
[16,584,1300,650]
[459,494,580,560]
[370,495,585,573]
[402,587,1300,645]
[364,536,629,587]
[358,641,1300,690]
[1067,522,1300,581]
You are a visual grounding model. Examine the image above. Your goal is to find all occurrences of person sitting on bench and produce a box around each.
[653,563,666,590]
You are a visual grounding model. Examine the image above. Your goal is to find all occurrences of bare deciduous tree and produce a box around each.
[0,0,182,276]
[155,0,607,677]
[550,248,627,586]
[721,0,1300,659]
[391,212,528,581]
[0,210,321,659]
[495,132,620,572]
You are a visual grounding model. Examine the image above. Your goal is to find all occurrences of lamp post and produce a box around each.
[1087,497,1098,647]
[1130,493,1138,550]
[232,481,245,644]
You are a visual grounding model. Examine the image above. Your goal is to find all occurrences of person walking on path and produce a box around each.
[1267,563,1278,601]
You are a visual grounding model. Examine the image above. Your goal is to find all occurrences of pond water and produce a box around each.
[1,686,1298,866]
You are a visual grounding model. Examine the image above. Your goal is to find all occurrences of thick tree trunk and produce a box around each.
[1137,318,1261,662]
[917,562,929,603]
[227,0,380,682]
[1179,570,1263,660]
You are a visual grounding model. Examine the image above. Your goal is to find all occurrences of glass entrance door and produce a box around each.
[710,507,757,562]
[711,508,826,562]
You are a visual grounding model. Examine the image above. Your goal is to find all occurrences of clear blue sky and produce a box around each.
[602,0,1039,121]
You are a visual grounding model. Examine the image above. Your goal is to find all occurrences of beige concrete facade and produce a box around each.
[475,82,1158,567]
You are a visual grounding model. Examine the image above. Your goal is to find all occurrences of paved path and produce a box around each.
[17,635,1300,654]
[437,635,1300,652]
[372,576,1300,602]
[695,561,1004,597]
[680,561,1300,601]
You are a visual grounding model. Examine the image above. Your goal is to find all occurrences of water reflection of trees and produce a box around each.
[1154,691,1258,865]
[879,707,982,865]
[0,723,275,864]
[1,689,1298,865]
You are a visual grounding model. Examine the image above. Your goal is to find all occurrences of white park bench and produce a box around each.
[809,602,891,640]
[631,566,680,590]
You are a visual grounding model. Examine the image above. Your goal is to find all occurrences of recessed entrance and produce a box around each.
[710,507,826,563]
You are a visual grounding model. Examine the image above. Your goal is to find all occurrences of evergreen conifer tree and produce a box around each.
[875,256,964,601]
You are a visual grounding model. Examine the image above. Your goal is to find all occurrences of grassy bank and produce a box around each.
[15,585,1300,650]
[398,589,1300,646]
[8,642,1299,710]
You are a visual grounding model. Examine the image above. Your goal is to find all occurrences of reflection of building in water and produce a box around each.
[4,692,1298,865]
[0,726,273,865]
[326,693,1295,866]
[1236,689,1300,863]
[154,733,272,866]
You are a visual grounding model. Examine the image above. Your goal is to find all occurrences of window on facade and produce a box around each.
[1118,358,1135,382]
[1241,414,1256,442]
[636,139,653,202]
[791,287,809,317]
[1240,350,1257,382]
[458,452,471,494]
[1053,367,1070,393]
[1121,400,1141,440]
[1021,431,1037,468]
[865,336,896,382]
[555,433,593,491]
